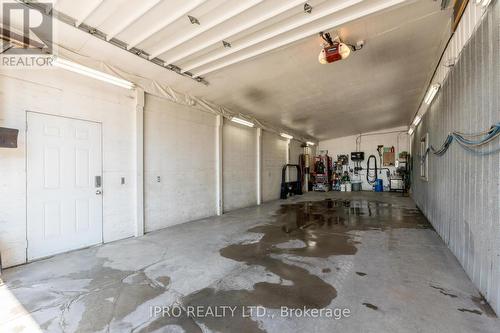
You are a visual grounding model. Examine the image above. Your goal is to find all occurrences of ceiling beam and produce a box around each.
[106,0,162,41]
[181,0,362,73]
[166,0,306,65]
[74,0,105,27]
[51,0,61,10]
[16,0,210,85]
[148,0,264,60]
[192,0,406,76]
[126,0,208,50]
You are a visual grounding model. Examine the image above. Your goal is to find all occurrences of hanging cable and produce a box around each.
[452,124,500,146]
[422,122,500,159]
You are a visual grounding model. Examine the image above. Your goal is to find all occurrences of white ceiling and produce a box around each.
[19,0,452,140]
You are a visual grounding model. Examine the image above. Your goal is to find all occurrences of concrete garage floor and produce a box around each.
[1,192,499,333]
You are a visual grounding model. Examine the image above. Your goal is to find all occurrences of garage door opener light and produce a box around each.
[281,133,293,139]
[52,58,135,90]
[424,84,440,105]
[231,117,255,127]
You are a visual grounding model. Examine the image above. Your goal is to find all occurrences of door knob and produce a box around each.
[96,189,102,195]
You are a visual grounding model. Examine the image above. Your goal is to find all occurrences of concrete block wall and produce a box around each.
[319,126,409,190]
[222,120,258,211]
[0,68,137,268]
[143,94,217,232]
[411,1,500,314]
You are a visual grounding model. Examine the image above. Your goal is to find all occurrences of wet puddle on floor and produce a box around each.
[142,199,430,333]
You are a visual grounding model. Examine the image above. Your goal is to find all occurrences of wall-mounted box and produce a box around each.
[350,152,364,161]
[0,127,18,148]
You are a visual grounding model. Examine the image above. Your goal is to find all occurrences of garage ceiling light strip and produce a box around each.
[148,0,264,60]
[182,0,363,73]
[106,0,163,41]
[126,0,208,50]
[53,57,135,90]
[412,115,422,127]
[423,83,440,104]
[231,117,255,127]
[165,0,306,65]
[192,0,405,76]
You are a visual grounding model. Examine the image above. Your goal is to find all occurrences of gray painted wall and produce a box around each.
[411,2,500,314]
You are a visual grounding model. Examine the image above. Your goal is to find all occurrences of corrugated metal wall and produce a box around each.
[434,1,488,84]
[411,1,500,315]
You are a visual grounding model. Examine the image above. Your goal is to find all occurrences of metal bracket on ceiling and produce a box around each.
[442,57,456,68]
[304,3,313,14]
[18,1,209,86]
[320,31,364,52]
[188,15,200,25]
[0,42,14,54]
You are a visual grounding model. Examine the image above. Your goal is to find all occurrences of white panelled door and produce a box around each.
[27,112,103,260]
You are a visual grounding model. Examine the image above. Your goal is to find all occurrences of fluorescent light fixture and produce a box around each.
[408,127,414,135]
[280,133,293,139]
[306,141,315,146]
[412,115,422,127]
[231,117,254,127]
[52,58,135,90]
[424,84,440,105]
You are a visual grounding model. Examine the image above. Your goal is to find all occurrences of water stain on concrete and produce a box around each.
[472,295,498,318]
[7,199,428,333]
[458,308,482,315]
[356,272,367,276]
[136,316,203,333]
[440,291,458,298]
[146,199,428,332]
[70,269,171,333]
[362,303,379,310]
[156,276,171,288]
[430,285,458,298]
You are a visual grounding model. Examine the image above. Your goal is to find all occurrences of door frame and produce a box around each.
[25,110,104,261]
